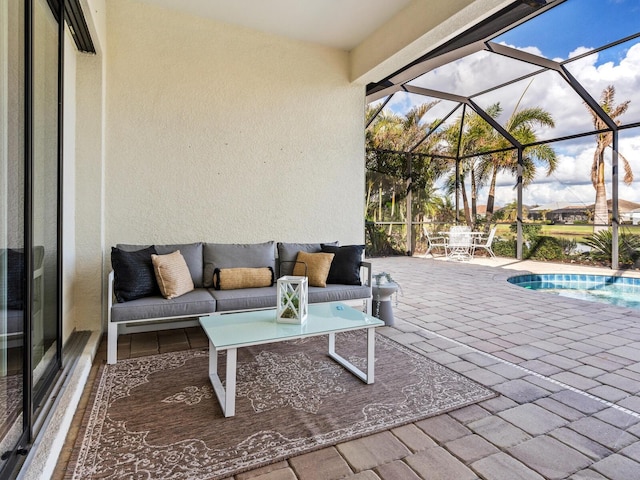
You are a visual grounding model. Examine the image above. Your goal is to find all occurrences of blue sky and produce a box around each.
[495,0,640,62]
[375,0,640,207]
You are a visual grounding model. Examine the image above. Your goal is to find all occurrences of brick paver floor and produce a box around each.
[55,256,640,479]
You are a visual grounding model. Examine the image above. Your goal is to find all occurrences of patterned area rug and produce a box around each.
[67,331,495,479]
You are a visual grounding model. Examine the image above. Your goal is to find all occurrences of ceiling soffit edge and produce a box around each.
[364,0,563,100]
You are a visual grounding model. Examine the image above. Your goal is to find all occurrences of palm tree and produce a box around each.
[585,85,633,232]
[440,107,497,227]
[478,103,557,222]
[365,102,443,222]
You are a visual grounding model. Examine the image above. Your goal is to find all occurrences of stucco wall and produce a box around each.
[63,29,77,343]
[72,0,106,333]
[104,0,365,253]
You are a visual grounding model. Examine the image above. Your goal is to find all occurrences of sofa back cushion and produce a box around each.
[277,241,338,277]
[154,243,204,288]
[203,241,275,288]
[117,243,204,288]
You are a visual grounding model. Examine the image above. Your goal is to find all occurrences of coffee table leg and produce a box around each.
[328,328,375,384]
[209,341,237,417]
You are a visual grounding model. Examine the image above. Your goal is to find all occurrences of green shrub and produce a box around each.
[509,223,542,242]
[492,239,517,258]
[525,236,565,261]
[557,237,578,255]
[365,221,404,257]
[582,230,640,265]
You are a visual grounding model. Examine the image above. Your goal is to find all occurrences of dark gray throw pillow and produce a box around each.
[320,244,365,285]
[7,249,25,310]
[111,245,160,302]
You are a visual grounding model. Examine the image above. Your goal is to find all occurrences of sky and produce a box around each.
[378,0,640,210]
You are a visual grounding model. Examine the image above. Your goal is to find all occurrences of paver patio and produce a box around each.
[55,256,640,479]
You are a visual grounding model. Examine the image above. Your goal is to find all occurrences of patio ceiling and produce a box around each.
[136,0,413,50]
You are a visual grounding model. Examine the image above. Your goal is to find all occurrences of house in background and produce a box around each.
[529,200,640,224]
[619,205,640,225]
[528,202,591,224]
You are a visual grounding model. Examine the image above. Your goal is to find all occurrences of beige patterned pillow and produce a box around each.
[151,250,194,299]
[293,251,335,287]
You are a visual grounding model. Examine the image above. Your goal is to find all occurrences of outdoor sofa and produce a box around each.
[107,241,372,364]
[2,246,44,351]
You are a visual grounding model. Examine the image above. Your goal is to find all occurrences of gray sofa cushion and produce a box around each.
[117,243,204,288]
[277,241,338,277]
[307,284,371,304]
[111,289,216,322]
[210,286,278,312]
[203,241,275,288]
[209,283,370,313]
[2,309,23,335]
[115,243,152,252]
[155,243,204,288]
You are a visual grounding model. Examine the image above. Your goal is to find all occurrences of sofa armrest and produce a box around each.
[108,270,115,313]
[360,261,372,287]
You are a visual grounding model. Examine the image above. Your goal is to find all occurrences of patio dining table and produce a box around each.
[439,229,484,260]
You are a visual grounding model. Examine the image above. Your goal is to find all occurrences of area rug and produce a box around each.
[66,331,495,479]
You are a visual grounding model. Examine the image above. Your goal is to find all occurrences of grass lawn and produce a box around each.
[495,223,640,242]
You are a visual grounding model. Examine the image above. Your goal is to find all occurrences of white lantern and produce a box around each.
[276,276,308,324]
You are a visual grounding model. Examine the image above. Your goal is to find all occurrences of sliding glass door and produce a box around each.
[32,0,61,405]
[0,0,61,476]
[0,0,27,472]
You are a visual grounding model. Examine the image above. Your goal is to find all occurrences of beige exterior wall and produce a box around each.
[104,0,365,250]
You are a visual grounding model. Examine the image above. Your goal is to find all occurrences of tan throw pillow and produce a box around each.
[213,267,274,290]
[293,251,335,287]
[151,250,194,299]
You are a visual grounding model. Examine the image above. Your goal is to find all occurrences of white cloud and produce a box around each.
[384,40,640,209]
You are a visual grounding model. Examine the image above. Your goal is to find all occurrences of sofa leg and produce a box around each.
[365,298,372,316]
[107,322,118,365]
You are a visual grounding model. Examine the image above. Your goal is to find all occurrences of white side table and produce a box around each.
[371,282,398,326]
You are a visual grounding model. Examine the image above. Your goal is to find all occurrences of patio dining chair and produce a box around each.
[423,228,447,256]
[472,226,497,258]
[447,225,473,260]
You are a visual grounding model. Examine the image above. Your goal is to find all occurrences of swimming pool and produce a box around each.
[508,274,640,309]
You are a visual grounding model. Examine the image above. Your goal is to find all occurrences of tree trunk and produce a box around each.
[460,179,472,227]
[593,159,609,233]
[471,164,477,227]
[486,166,497,215]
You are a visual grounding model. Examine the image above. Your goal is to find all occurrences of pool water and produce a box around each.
[508,274,640,309]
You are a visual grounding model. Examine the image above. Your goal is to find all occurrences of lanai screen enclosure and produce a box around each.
[365,0,640,269]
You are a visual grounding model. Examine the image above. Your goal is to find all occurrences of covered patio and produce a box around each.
[56,257,640,479]
[7,0,640,478]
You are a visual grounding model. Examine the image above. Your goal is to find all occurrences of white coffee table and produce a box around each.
[199,302,385,417]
